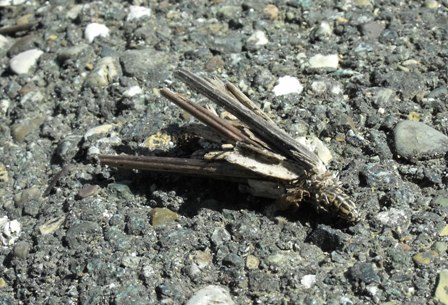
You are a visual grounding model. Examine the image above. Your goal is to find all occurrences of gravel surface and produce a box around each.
[0,1,447,304]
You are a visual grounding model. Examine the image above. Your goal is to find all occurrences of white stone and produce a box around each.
[84,124,114,139]
[185,285,235,305]
[309,54,339,69]
[0,99,10,114]
[0,0,26,6]
[9,49,44,74]
[0,216,21,246]
[85,23,110,43]
[315,21,332,37]
[301,274,317,289]
[246,30,269,46]
[127,5,151,21]
[273,76,303,96]
[123,85,143,97]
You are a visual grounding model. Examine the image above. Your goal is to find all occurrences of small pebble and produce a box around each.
[141,132,173,151]
[84,124,114,139]
[394,120,448,161]
[150,208,178,227]
[0,0,26,6]
[308,225,347,252]
[297,136,333,165]
[0,216,21,246]
[185,285,235,305]
[308,54,339,69]
[127,5,151,21]
[273,76,303,96]
[11,116,45,142]
[85,56,121,87]
[0,278,6,288]
[78,184,99,199]
[435,270,448,305]
[301,274,317,289]
[262,4,279,20]
[217,5,240,19]
[57,44,89,63]
[412,250,438,266]
[359,21,385,39]
[376,208,409,229]
[39,216,65,235]
[246,30,269,49]
[205,55,225,72]
[353,0,372,6]
[246,254,260,270]
[439,225,448,237]
[85,23,110,43]
[192,249,212,269]
[120,49,173,82]
[0,162,9,182]
[0,99,9,114]
[211,227,231,247]
[9,49,44,74]
[123,85,143,97]
[361,163,400,189]
[13,241,30,259]
[348,262,380,284]
[424,0,439,9]
[310,80,327,94]
[314,21,333,38]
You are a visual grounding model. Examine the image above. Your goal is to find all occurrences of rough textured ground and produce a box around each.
[0,0,447,304]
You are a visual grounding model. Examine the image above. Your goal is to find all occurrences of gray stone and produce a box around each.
[211,227,231,247]
[208,35,243,54]
[57,44,89,63]
[361,162,401,189]
[13,241,30,259]
[120,49,174,84]
[65,221,102,249]
[348,262,380,284]
[394,120,448,161]
[359,21,385,39]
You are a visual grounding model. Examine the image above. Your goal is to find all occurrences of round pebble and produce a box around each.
[84,23,110,43]
[262,4,279,20]
[394,120,448,161]
[9,49,43,74]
